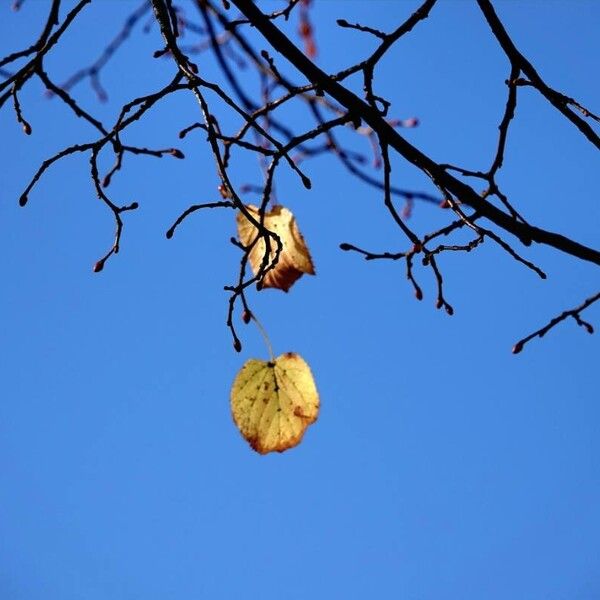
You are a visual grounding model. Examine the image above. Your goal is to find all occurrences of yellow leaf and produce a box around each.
[230,352,319,454]
[236,204,315,292]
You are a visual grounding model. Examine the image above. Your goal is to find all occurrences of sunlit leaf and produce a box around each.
[236,204,315,292]
[230,352,319,454]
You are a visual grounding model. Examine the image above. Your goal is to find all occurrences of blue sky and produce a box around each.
[1,1,599,598]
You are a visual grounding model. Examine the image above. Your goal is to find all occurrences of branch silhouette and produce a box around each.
[2,0,598,351]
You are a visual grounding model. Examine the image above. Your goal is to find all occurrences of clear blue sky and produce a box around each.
[1,1,599,598]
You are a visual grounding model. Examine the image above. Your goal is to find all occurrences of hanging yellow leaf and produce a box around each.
[236,204,315,292]
[230,352,319,454]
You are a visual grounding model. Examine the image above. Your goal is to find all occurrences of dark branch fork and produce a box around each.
[476,0,600,150]
[513,291,600,354]
[228,0,599,347]
[2,0,599,351]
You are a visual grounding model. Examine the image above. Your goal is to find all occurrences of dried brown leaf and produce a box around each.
[236,204,315,292]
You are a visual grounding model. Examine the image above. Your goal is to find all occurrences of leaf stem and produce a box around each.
[250,312,275,361]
